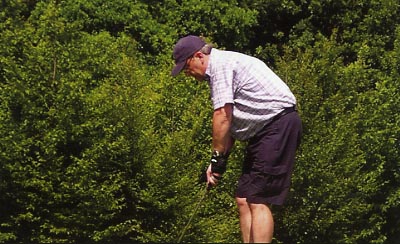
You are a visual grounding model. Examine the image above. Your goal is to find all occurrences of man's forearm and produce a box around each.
[212,103,233,154]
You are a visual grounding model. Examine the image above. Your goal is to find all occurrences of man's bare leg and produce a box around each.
[249,203,274,243]
[236,197,253,243]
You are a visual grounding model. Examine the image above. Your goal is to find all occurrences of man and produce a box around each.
[171,35,302,243]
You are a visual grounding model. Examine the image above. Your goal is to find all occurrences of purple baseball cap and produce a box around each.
[171,35,206,76]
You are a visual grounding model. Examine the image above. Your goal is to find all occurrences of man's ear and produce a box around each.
[193,51,204,58]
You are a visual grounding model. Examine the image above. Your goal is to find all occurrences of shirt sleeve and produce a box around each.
[209,62,235,110]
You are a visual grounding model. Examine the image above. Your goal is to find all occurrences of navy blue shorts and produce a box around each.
[235,110,302,205]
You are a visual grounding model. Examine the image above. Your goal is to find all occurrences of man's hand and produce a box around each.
[210,150,227,174]
[207,150,228,187]
[198,164,221,186]
[206,164,221,187]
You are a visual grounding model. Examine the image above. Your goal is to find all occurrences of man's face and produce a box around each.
[183,52,207,81]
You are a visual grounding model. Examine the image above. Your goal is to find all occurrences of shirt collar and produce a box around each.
[205,48,215,82]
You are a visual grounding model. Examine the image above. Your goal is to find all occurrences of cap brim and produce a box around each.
[171,61,186,76]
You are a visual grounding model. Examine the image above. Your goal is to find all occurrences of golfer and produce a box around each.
[171,35,302,243]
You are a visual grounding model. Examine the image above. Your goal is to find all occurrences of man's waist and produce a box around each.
[246,106,297,141]
[272,106,296,122]
[230,106,297,141]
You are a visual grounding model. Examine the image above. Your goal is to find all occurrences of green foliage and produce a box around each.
[274,12,400,243]
[1,0,399,243]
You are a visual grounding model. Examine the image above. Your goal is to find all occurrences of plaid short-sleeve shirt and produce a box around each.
[205,49,296,140]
